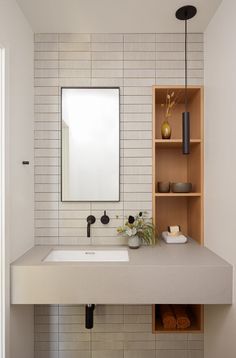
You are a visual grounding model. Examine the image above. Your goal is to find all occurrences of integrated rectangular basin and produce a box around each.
[43,249,129,262]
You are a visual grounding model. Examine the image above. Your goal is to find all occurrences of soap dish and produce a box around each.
[162,231,188,244]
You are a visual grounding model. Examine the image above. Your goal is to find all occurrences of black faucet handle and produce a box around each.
[101,210,110,225]
[87,215,96,224]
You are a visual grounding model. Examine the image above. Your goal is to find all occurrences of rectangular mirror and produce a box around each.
[61,87,120,201]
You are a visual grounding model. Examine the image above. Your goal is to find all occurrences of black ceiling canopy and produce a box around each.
[175,5,197,21]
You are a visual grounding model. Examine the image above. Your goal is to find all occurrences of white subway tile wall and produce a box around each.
[34,33,204,358]
[35,304,204,358]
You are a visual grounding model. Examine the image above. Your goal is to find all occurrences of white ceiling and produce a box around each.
[16,0,222,33]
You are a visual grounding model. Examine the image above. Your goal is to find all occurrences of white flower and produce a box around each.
[126,227,137,237]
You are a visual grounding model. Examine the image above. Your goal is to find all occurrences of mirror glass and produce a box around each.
[61,87,120,201]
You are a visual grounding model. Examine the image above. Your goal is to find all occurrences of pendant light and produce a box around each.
[176,5,197,154]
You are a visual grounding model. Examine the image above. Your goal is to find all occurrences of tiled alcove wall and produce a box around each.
[34,33,204,358]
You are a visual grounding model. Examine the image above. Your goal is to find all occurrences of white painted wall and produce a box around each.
[205,0,236,356]
[0,0,34,357]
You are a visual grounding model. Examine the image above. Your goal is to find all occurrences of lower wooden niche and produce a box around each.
[152,304,203,333]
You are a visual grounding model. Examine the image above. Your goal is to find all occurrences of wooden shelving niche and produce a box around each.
[152,85,204,333]
[153,305,204,333]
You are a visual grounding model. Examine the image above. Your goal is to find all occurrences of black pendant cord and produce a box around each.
[175,5,197,155]
[185,18,188,112]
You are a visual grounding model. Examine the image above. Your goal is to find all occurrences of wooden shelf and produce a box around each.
[152,85,204,334]
[152,305,203,334]
[155,192,201,197]
[155,139,201,148]
[154,86,201,105]
[154,144,202,193]
[152,85,204,244]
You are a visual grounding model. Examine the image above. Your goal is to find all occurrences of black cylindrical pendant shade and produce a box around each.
[182,111,190,154]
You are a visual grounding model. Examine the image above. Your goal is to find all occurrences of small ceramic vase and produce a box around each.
[161,120,171,139]
[128,235,141,249]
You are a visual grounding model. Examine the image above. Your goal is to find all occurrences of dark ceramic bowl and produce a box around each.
[171,182,192,193]
[157,181,170,193]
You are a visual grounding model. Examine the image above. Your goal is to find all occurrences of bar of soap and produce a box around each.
[168,225,180,233]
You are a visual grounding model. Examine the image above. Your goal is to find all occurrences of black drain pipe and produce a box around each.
[85,304,95,329]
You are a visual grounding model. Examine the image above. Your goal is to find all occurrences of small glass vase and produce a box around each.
[128,235,141,249]
[161,120,171,139]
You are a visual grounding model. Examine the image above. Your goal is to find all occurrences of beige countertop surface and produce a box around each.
[11,239,233,305]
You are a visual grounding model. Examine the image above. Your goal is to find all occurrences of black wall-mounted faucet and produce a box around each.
[86,215,96,238]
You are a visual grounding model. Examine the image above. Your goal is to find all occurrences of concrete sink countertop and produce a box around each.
[11,239,233,305]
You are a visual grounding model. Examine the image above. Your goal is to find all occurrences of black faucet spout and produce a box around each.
[86,215,96,237]
[87,223,90,238]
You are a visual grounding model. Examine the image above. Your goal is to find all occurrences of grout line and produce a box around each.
[57,33,59,248]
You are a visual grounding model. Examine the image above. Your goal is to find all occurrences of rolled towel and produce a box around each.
[172,305,191,329]
[160,305,176,329]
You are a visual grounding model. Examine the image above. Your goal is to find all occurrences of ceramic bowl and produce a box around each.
[157,181,170,193]
[171,182,192,193]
